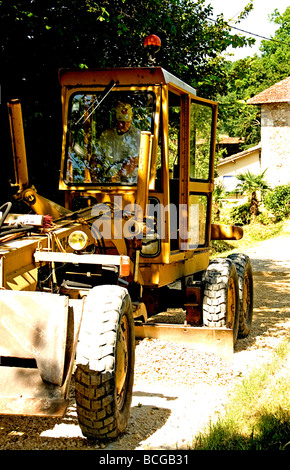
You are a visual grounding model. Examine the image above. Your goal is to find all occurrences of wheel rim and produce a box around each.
[243,271,251,320]
[116,314,129,410]
[227,277,236,329]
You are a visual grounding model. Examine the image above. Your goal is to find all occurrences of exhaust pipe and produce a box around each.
[7,99,29,191]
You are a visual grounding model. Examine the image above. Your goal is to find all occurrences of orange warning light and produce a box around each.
[143,34,161,52]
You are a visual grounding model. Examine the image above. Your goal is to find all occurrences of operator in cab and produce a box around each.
[91,101,141,183]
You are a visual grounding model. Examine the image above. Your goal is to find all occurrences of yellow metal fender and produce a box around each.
[211,223,243,241]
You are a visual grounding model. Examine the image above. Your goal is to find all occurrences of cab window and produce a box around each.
[190,101,213,181]
[65,91,155,185]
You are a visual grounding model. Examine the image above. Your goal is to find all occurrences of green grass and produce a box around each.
[196,218,290,450]
[193,339,290,450]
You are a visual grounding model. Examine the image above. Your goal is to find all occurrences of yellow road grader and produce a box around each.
[0,54,253,440]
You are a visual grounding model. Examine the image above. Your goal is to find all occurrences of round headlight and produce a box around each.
[68,230,88,251]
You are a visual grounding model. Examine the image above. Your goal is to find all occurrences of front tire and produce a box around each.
[75,285,135,440]
[203,258,240,344]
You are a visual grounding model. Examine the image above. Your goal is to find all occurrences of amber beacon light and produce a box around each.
[143,34,161,53]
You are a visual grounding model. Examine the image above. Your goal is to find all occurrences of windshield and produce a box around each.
[65,90,155,185]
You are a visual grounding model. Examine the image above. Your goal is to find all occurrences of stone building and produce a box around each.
[247,76,290,188]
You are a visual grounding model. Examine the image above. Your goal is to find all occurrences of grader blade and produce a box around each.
[134,323,233,362]
[0,291,84,417]
[0,368,70,417]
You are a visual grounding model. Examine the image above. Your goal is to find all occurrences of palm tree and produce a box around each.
[235,170,270,220]
[213,182,226,221]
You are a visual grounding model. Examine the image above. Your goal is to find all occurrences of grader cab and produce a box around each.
[0,61,253,441]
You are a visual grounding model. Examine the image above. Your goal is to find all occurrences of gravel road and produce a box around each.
[0,231,289,450]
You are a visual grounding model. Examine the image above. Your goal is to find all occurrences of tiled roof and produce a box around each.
[217,135,245,144]
[217,143,261,167]
[247,76,290,104]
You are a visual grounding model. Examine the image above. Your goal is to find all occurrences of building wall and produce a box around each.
[216,150,261,192]
[261,102,290,187]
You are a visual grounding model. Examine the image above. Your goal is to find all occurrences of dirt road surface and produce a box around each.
[0,232,289,450]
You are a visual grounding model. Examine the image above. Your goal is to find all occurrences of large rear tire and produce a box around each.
[227,253,253,338]
[75,285,135,441]
[203,258,240,344]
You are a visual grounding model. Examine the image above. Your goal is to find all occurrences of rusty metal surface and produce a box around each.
[134,323,233,362]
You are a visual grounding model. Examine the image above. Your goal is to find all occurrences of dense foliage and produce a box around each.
[229,202,251,226]
[217,7,290,151]
[264,184,290,221]
[0,0,254,203]
[0,2,289,205]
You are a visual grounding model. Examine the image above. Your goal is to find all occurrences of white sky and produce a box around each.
[205,0,290,60]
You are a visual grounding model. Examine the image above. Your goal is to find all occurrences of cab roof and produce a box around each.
[58,67,196,96]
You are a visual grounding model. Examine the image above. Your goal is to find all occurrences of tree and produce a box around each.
[264,184,290,221]
[212,182,226,221]
[0,0,255,203]
[235,170,270,220]
[259,7,290,82]
[217,6,290,149]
